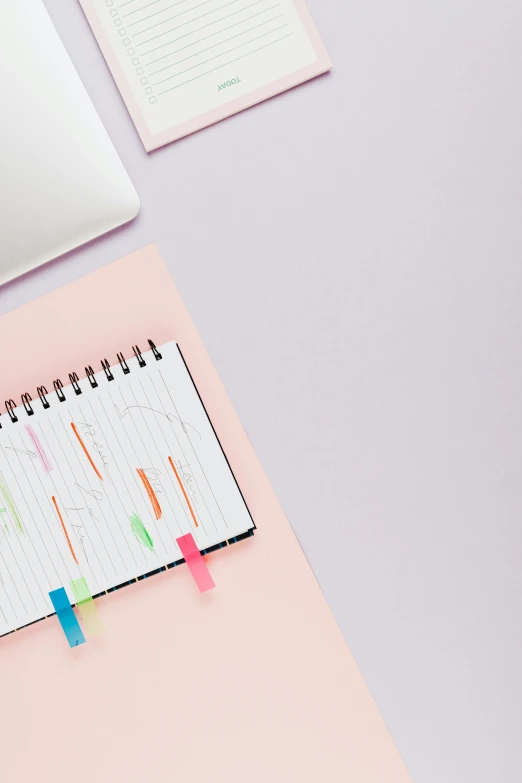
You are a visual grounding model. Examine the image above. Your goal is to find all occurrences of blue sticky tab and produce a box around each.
[49,588,86,648]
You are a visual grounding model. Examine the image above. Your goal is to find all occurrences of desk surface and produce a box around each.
[1,2,521,781]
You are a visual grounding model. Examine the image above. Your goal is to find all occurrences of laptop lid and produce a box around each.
[0,0,140,286]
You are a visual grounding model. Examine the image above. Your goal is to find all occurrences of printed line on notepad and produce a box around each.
[122,0,179,18]
[144,2,279,65]
[136,0,255,46]
[140,0,269,57]
[130,0,220,33]
[153,23,289,84]
[126,0,195,26]
[157,30,292,90]
[148,13,284,75]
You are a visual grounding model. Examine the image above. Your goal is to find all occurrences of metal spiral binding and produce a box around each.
[21,394,34,416]
[101,358,114,382]
[148,339,162,360]
[133,345,146,367]
[53,379,65,402]
[85,366,98,388]
[3,340,162,424]
[37,386,50,409]
[69,373,82,395]
[117,353,130,375]
[5,400,18,423]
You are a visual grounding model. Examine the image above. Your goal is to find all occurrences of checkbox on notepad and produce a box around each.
[114,18,122,26]
[132,58,139,65]
[136,67,144,75]
[145,87,153,94]
[149,97,157,104]
[123,38,131,46]
[140,77,148,85]
[105,0,114,5]
[110,8,117,15]
[119,29,127,36]
[127,48,135,55]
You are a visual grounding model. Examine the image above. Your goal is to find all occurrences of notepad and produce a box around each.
[0,340,253,637]
[80,0,331,149]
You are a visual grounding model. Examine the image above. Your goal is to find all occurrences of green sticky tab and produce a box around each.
[70,577,103,636]
[71,577,91,604]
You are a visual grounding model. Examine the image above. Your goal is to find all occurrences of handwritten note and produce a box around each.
[0,341,253,636]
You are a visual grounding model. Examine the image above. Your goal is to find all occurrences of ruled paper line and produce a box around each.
[136,0,252,46]
[127,0,195,26]
[154,24,289,85]
[140,0,266,57]
[122,0,178,17]
[148,13,284,75]
[158,32,292,91]
[142,375,214,535]
[143,3,279,65]
[156,367,225,530]
[130,0,219,33]
[118,383,182,545]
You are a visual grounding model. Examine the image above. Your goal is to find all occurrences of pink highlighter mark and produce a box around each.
[25,425,52,472]
[176,533,215,593]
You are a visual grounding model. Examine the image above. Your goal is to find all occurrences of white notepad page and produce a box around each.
[0,341,253,636]
[81,0,331,147]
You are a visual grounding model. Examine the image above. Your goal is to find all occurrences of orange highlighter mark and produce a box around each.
[137,468,162,520]
[52,495,79,565]
[71,422,103,481]
[168,456,199,528]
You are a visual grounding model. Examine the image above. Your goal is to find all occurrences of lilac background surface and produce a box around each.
[1,2,521,781]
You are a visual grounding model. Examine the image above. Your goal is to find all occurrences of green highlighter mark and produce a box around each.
[0,476,23,534]
[129,512,154,552]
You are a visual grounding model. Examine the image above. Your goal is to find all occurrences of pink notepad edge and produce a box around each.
[79,0,332,151]
[0,245,411,783]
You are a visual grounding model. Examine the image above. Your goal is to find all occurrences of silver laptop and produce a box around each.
[0,0,140,286]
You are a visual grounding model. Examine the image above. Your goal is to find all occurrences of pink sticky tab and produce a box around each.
[176,533,215,593]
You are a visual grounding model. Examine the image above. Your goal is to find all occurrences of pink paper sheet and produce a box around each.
[0,245,412,782]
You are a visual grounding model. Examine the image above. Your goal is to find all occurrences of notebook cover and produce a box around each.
[0,245,412,783]
[79,0,332,150]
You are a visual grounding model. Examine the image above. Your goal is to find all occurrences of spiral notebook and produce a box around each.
[0,338,253,637]
[79,0,332,149]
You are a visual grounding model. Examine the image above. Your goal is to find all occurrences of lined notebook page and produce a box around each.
[0,341,253,636]
[84,0,319,133]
